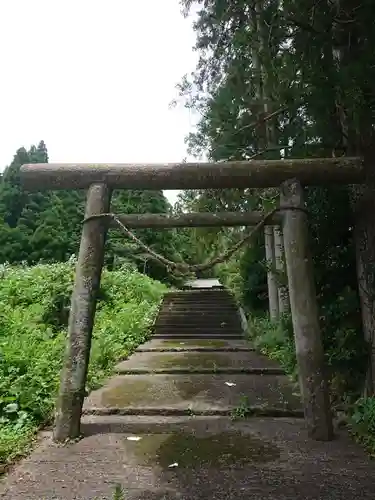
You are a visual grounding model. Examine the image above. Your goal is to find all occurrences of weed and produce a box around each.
[112,484,126,499]
[231,395,253,420]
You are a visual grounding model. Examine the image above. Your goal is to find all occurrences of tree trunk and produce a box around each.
[54,183,111,442]
[353,185,375,396]
[274,225,290,314]
[329,0,375,397]
[281,179,333,441]
[265,225,279,320]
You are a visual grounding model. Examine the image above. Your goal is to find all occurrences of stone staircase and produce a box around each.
[81,286,302,418]
[152,288,245,340]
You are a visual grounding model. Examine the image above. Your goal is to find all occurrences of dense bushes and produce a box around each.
[350,397,375,457]
[249,316,297,380]
[0,261,167,468]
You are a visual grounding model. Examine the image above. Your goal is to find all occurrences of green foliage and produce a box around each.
[0,262,167,467]
[216,254,243,303]
[238,234,268,315]
[249,316,297,379]
[0,142,85,264]
[349,398,375,457]
[249,310,368,407]
[249,305,371,451]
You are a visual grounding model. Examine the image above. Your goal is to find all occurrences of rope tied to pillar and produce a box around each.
[83,205,307,274]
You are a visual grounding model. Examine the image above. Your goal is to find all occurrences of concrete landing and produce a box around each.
[2,417,375,499]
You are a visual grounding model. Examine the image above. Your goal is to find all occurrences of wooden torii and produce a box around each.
[20,157,365,443]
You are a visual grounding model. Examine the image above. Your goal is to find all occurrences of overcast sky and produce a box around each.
[0,0,199,204]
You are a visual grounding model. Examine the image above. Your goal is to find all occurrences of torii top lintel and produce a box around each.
[19,157,364,191]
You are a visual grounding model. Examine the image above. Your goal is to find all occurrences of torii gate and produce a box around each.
[20,157,364,443]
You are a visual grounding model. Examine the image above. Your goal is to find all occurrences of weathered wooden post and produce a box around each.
[54,183,111,442]
[280,179,333,441]
[273,225,290,314]
[264,226,279,320]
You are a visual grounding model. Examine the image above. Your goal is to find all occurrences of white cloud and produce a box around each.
[0,0,199,204]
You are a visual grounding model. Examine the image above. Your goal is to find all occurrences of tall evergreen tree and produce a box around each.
[0,144,186,283]
[175,0,371,390]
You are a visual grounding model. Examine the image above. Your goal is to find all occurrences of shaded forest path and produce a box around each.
[1,285,375,499]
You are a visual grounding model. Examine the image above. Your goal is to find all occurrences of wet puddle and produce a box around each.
[123,431,280,468]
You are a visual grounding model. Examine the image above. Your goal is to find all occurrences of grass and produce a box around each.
[0,261,167,469]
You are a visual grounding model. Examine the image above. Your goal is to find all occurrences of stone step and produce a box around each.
[163,298,237,305]
[165,296,235,300]
[152,334,245,340]
[154,324,241,330]
[83,406,303,418]
[154,320,241,328]
[166,289,230,292]
[157,316,240,322]
[115,350,284,375]
[158,309,239,316]
[153,326,242,332]
[83,373,302,416]
[161,304,238,311]
[138,348,254,353]
[80,414,306,436]
[164,299,235,304]
[163,295,236,301]
[165,290,233,297]
[153,329,243,336]
[154,327,242,333]
[164,300,234,303]
[154,325,242,331]
[162,298,238,304]
[116,367,284,375]
[153,333,244,339]
[160,304,238,314]
[164,295,236,304]
[157,310,240,316]
[137,338,255,351]
[165,291,234,296]
[165,292,234,295]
